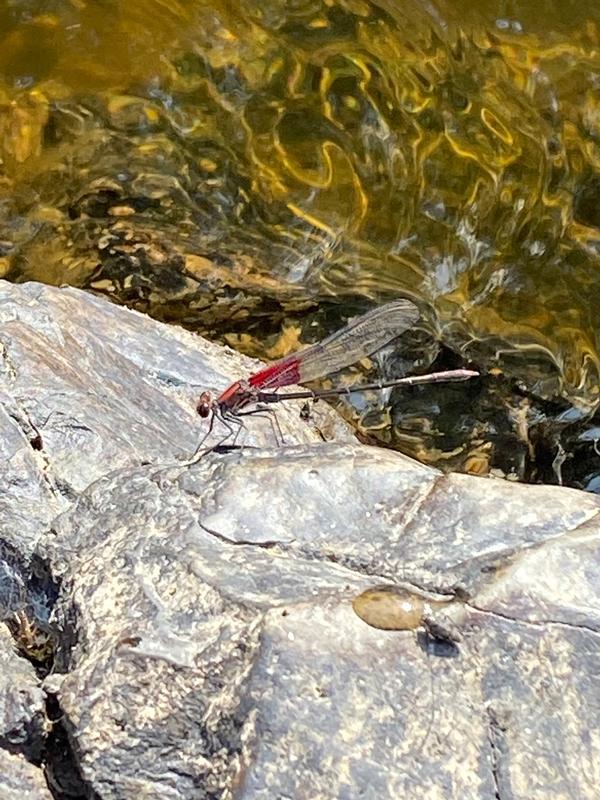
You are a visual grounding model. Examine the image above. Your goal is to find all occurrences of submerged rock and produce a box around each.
[0,280,599,799]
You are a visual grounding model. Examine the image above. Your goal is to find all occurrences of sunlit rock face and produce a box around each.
[1,280,600,798]
[2,1,600,486]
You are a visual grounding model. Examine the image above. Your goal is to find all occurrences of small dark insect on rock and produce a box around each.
[300,402,312,421]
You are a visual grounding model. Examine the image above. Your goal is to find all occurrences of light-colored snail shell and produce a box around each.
[352,585,427,631]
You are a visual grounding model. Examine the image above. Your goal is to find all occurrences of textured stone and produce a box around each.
[0,623,47,762]
[0,280,343,505]
[0,749,53,800]
[1,281,599,799]
[46,444,600,800]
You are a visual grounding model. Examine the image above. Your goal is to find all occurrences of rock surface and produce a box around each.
[0,622,47,761]
[0,622,49,799]
[0,749,54,800]
[0,280,342,510]
[1,280,599,799]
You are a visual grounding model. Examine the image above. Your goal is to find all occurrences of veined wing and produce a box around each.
[247,298,420,390]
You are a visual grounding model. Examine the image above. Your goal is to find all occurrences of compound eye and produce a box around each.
[197,403,210,418]
[196,392,212,418]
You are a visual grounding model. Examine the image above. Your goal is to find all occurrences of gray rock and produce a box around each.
[0,749,53,800]
[0,279,349,793]
[0,399,63,558]
[1,280,599,799]
[45,444,600,800]
[0,280,344,510]
[0,623,47,761]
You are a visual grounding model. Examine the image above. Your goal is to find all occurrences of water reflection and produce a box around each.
[2,0,600,489]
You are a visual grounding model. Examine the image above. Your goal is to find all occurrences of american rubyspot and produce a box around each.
[194,298,478,453]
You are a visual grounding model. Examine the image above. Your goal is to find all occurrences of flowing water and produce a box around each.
[2,0,600,488]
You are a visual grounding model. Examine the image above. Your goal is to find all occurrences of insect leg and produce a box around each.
[179,407,237,466]
[231,405,285,446]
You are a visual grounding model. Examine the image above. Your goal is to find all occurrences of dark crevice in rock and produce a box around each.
[4,402,78,502]
[0,543,59,657]
[0,722,46,767]
[43,696,100,800]
[388,574,463,603]
[7,407,46,454]
[466,601,600,638]
[0,540,29,618]
[486,708,512,800]
[487,713,502,800]
[51,478,79,504]
[0,339,18,381]
[1,543,94,799]
[30,432,44,451]
[198,521,286,549]
[4,405,64,504]
[275,539,462,598]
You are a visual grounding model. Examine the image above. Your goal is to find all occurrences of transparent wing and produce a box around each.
[248,298,420,390]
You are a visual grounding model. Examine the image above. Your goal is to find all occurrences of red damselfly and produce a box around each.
[195,298,478,453]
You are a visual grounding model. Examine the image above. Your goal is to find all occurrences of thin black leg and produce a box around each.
[177,407,237,466]
[230,405,285,446]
